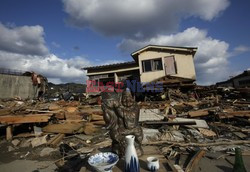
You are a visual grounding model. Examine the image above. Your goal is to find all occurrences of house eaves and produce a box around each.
[131,45,198,61]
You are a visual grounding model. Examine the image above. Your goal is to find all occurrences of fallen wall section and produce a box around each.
[0,74,37,99]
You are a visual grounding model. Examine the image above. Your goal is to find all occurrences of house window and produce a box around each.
[153,59,163,71]
[238,79,250,86]
[142,58,163,72]
[143,60,152,72]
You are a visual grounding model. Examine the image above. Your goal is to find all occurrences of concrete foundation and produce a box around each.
[0,74,37,99]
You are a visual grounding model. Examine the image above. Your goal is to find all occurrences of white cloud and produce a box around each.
[119,27,230,85]
[0,23,49,55]
[232,45,250,55]
[51,41,61,48]
[63,0,230,39]
[0,23,92,84]
[0,50,91,83]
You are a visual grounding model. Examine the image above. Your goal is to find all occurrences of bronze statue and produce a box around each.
[101,88,143,157]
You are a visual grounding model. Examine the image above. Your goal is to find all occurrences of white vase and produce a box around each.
[124,135,140,172]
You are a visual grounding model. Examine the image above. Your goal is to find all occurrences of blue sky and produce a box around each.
[0,0,249,84]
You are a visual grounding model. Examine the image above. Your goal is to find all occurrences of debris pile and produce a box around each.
[0,85,249,171]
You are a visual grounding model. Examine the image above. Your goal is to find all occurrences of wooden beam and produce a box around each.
[185,150,205,172]
[47,134,65,147]
[0,114,53,124]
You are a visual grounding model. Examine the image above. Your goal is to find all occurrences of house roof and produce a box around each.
[131,45,198,60]
[82,61,137,70]
[216,70,250,85]
[229,70,250,80]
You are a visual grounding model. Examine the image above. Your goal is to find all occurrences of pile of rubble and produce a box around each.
[0,85,249,171]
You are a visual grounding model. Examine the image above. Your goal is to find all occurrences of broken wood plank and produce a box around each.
[188,107,219,118]
[165,158,178,172]
[185,150,205,172]
[0,114,53,124]
[47,134,65,147]
[233,131,247,139]
[188,109,209,117]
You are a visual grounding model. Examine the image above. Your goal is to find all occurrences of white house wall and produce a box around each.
[138,51,196,83]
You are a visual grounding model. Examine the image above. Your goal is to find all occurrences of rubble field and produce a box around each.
[0,85,250,172]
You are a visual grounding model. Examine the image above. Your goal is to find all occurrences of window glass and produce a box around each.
[142,58,163,72]
[143,60,152,72]
[153,59,163,70]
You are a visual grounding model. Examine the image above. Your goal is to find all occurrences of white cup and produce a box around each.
[147,156,160,171]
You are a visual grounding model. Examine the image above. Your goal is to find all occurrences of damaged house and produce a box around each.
[216,70,250,88]
[83,45,197,93]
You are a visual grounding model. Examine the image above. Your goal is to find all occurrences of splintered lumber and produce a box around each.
[145,140,250,147]
[0,114,53,124]
[47,134,65,147]
[185,150,206,172]
[43,122,84,134]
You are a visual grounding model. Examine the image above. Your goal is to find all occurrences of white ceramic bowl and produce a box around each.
[147,156,160,171]
[88,152,119,172]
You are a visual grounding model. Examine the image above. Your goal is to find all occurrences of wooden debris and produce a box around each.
[233,132,247,139]
[43,121,84,134]
[47,134,65,147]
[218,110,250,119]
[142,121,196,125]
[165,157,178,172]
[0,114,53,124]
[198,128,216,137]
[90,114,104,121]
[48,103,61,111]
[82,122,98,135]
[188,109,209,117]
[145,140,250,147]
[185,150,206,172]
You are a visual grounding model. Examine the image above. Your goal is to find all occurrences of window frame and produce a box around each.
[142,58,163,73]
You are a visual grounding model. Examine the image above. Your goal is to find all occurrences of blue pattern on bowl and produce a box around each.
[88,152,119,172]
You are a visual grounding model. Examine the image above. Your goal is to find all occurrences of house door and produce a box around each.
[164,56,177,75]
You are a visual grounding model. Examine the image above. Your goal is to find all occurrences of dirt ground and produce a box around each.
[1,138,250,172]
